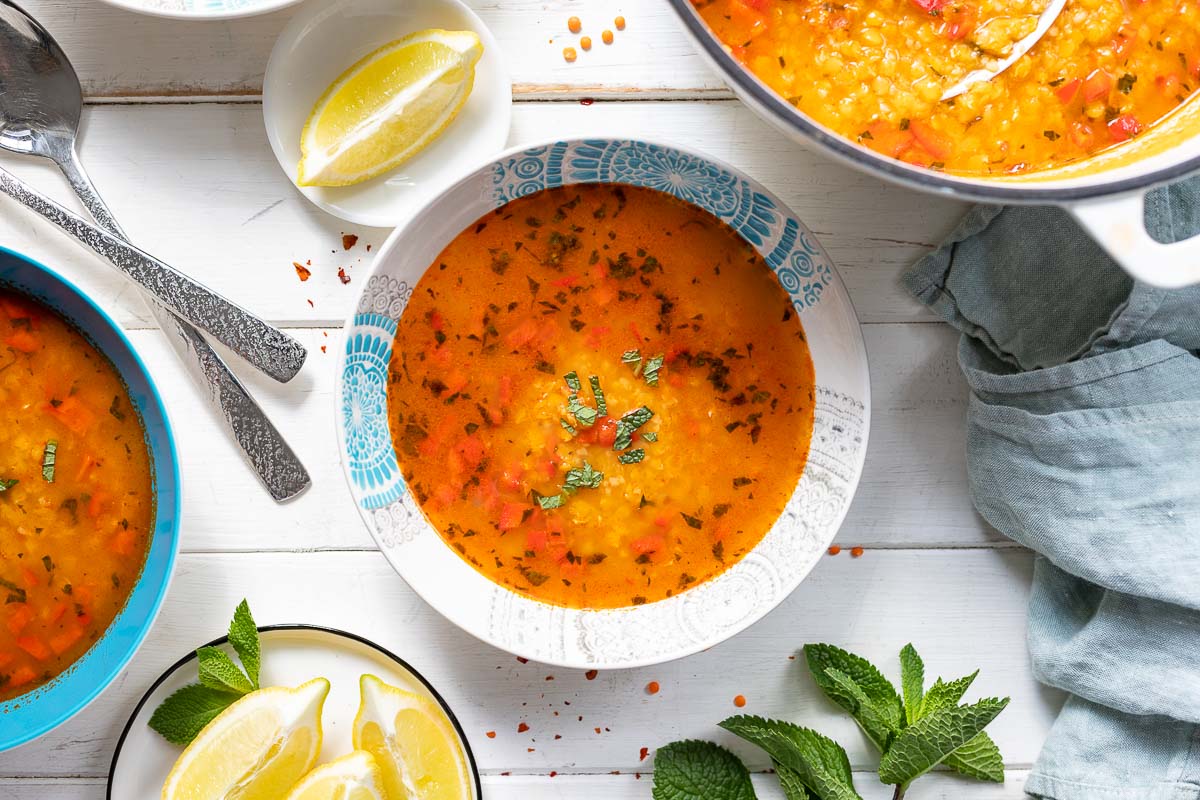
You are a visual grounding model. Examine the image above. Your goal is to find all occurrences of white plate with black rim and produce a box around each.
[106,625,482,799]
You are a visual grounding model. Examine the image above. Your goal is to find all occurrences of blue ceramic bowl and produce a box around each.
[0,246,181,752]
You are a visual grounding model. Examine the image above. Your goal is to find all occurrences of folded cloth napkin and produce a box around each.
[904,176,1200,800]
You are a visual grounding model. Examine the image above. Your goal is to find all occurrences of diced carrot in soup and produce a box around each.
[0,289,153,702]
[387,185,815,609]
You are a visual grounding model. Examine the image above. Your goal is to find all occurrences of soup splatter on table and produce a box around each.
[694,0,1200,174]
[387,184,815,609]
[0,291,153,702]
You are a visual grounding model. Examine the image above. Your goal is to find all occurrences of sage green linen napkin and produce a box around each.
[905,178,1200,800]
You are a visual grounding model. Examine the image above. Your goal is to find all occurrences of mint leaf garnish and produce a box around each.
[197,646,254,694]
[877,697,1010,786]
[147,684,238,746]
[899,643,924,725]
[651,740,757,800]
[643,353,665,386]
[228,599,260,689]
[804,644,902,748]
[774,762,811,800]
[823,668,900,750]
[41,440,57,483]
[918,671,978,719]
[719,716,860,800]
[0,479,16,492]
[942,732,1005,783]
[149,601,263,746]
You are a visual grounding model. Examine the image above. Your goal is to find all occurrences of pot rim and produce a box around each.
[666,0,1200,204]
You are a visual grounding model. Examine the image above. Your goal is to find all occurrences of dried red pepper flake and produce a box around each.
[517,722,530,733]
[850,546,865,558]
[527,747,535,753]
[554,734,562,740]
[585,669,598,680]
[517,657,529,664]
[594,727,601,734]
[342,233,359,250]
[337,267,351,285]
[306,299,314,307]
[486,730,496,739]
[645,681,660,695]
[580,98,595,106]
[292,262,312,281]
[545,675,555,681]
[734,694,747,708]
[827,545,841,555]
[639,747,649,761]
[549,771,558,778]
[320,345,327,354]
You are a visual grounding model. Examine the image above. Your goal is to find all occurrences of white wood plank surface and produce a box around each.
[0,550,1057,778]
[22,0,725,99]
[0,772,1038,799]
[0,101,966,328]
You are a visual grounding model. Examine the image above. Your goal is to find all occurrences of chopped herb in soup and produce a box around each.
[694,0,1200,174]
[387,185,815,609]
[0,290,153,702]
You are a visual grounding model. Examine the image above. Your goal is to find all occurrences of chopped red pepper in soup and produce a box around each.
[693,0,1200,174]
[387,185,816,609]
[0,290,153,702]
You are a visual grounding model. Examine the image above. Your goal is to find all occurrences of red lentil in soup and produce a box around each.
[0,290,153,702]
[387,184,816,609]
[695,0,1200,174]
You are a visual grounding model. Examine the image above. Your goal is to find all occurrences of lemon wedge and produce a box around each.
[283,750,387,800]
[162,677,329,800]
[298,29,484,187]
[352,674,471,800]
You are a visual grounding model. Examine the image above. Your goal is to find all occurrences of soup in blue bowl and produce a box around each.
[0,246,180,751]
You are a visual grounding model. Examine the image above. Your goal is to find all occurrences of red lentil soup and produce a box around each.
[0,290,153,702]
[387,184,816,609]
[694,0,1200,174]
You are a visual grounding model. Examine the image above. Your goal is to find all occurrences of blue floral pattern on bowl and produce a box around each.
[337,139,870,667]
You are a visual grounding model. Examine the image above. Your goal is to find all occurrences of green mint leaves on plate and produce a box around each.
[148,600,261,746]
[652,643,1009,800]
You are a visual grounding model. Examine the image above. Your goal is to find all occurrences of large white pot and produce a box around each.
[668,0,1200,288]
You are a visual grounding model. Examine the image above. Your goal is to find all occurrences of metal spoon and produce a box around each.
[0,0,311,502]
[940,0,1068,101]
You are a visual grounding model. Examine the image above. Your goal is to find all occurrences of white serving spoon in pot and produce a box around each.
[940,0,1068,101]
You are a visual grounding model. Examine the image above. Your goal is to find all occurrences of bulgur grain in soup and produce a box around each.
[695,0,1200,174]
[387,184,816,609]
[0,290,154,702]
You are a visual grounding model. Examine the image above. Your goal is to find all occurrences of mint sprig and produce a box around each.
[149,600,261,746]
[651,643,1008,800]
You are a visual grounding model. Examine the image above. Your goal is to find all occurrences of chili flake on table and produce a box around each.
[693,0,1200,174]
[386,184,815,609]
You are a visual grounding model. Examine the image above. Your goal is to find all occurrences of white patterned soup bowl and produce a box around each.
[336,139,870,669]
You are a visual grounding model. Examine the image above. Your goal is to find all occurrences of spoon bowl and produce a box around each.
[0,0,82,160]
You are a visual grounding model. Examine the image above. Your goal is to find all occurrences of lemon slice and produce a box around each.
[298,29,484,187]
[162,677,329,800]
[352,674,471,800]
[283,751,386,800]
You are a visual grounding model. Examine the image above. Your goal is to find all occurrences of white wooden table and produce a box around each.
[0,2,1061,797]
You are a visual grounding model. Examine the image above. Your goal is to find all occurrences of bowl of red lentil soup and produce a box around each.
[671,0,1200,287]
[336,139,869,668]
[0,247,180,751]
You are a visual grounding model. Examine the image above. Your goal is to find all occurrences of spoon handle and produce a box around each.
[52,151,312,503]
[0,164,306,383]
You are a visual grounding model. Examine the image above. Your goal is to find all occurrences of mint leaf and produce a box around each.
[651,740,756,800]
[804,644,902,746]
[824,668,900,750]
[228,600,260,689]
[196,646,254,695]
[147,684,236,745]
[943,732,1005,782]
[774,762,812,800]
[918,671,978,719]
[877,697,1010,786]
[899,644,924,725]
[720,715,861,800]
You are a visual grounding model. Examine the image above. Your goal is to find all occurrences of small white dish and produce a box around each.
[263,0,512,227]
[106,626,481,799]
[96,0,301,20]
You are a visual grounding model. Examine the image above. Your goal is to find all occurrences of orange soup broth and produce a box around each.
[387,185,816,609]
[0,290,153,702]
